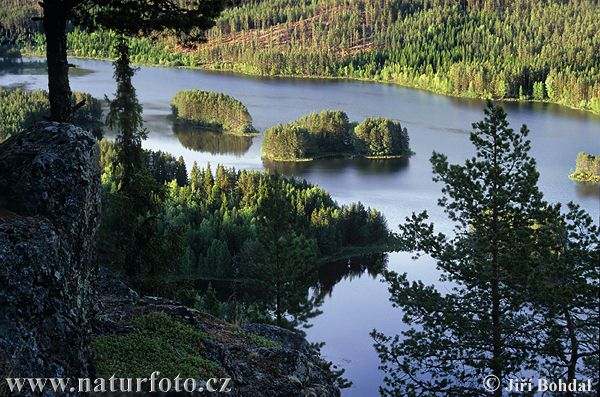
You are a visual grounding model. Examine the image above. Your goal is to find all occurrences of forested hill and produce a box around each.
[2,0,599,113]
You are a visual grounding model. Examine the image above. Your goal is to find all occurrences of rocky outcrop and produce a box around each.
[95,268,341,397]
[0,123,101,382]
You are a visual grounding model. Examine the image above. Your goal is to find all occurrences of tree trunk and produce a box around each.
[43,2,72,122]
[564,309,578,397]
[491,268,503,397]
[490,126,503,397]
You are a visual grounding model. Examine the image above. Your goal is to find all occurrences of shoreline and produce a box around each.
[173,120,259,137]
[262,152,412,163]
[569,173,600,184]
[316,243,398,265]
[20,51,600,116]
[136,243,397,284]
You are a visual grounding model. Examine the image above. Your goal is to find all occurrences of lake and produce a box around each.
[2,58,599,396]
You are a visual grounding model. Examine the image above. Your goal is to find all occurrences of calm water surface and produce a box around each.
[3,58,599,396]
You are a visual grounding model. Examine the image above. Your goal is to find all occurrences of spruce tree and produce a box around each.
[105,37,145,191]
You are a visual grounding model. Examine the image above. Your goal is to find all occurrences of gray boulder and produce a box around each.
[0,123,101,384]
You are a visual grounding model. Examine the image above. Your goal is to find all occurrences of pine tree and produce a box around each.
[190,161,200,190]
[372,102,551,396]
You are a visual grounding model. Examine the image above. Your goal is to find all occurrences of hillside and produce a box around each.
[0,123,341,396]
[1,0,599,112]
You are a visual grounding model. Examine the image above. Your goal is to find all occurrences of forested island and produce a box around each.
[569,152,600,183]
[2,0,599,113]
[262,110,410,161]
[171,89,257,135]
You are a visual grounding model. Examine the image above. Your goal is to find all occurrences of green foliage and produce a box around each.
[569,151,600,183]
[200,0,599,112]
[99,138,390,322]
[72,91,103,129]
[143,150,188,186]
[106,37,147,191]
[530,202,600,389]
[0,87,103,142]
[372,102,600,396]
[200,283,221,317]
[72,0,224,42]
[171,89,256,135]
[97,136,390,323]
[97,38,185,287]
[241,176,322,326]
[10,0,598,112]
[92,311,222,379]
[262,110,410,161]
[354,117,409,157]
[165,163,389,276]
[0,0,40,41]
[0,88,48,141]
[532,81,546,101]
[262,124,311,160]
[247,333,283,349]
[374,102,546,394]
[294,110,352,152]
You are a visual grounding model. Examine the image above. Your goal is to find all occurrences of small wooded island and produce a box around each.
[262,110,411,161]
[569,152,600,183]
[171,89,257,136]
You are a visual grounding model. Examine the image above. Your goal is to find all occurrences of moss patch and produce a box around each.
[233,330,283,350]
[92,311,223,379]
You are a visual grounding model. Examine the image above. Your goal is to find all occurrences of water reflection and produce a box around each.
[313,253,388,299]
[575,182,600,199]
[0,60,46,76]
[264,157,410,177]
[174,124,253,156]
[189,252,388,328]
[0,59,92,78]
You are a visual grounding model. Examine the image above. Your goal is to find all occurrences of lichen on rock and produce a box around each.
[0,122,101,383]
